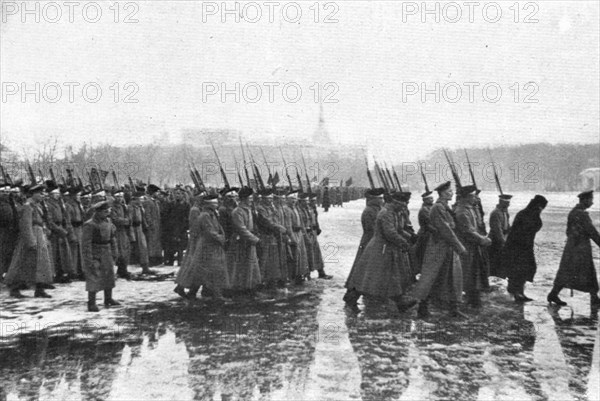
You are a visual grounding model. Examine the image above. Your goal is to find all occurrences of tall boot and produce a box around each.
[318,269,333,279]
[173,285,187,299]
[590,292,600,306]
[449,301,467,318]
[343,289,360,307]
[547,286,567,306]
[88,291,99,312]
[417,299,430,319]
[34,284,52,298]
[104,289,120,306]
[188,285,200,301]
[9,287,27,298]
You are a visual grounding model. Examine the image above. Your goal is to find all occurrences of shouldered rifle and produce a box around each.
[210,140,230,189]
[279,147,293,191]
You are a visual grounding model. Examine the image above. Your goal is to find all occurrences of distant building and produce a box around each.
[580,168,600,191]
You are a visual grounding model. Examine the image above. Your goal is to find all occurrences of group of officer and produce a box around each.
[344,180,600,318]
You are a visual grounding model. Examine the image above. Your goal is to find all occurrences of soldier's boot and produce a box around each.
[590,292,600,306]
[466,291,481,308]
[104,289,120,307]
[173,285,188,299]
[417,300,430,319]
[317,269,333,280]
[343,289,360,307]
[34,284,52,298]
[116,261,131,279]
[9,288,27,298]
[547,286,567,306]
[201,286,214,298]
[188,286,200,301]
[88,292,99,312]
[449,302,468,319]
[395,296,418,313]
[141,265,157,275]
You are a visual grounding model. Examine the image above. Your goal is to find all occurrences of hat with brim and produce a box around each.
[92,200,111,211]
[499,194,513,201]
[28,183,46,195]
[366,188,385,198]
[259,188,273,197]
[389,192,406,203]
[286,189,299,198]
[578,190,594,200]
[458,185,478,197]
[298,192,308,200]
[434,181,452,193]
[421,191,433,198]
[203,193,219,204]
[147,184,160,194]
[238,186,254,199]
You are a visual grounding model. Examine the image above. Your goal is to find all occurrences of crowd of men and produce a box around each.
[0,173,363,311]
[343,180,600,318]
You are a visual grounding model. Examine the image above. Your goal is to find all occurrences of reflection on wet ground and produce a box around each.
[0,288,323,401]
[1,196,599,400]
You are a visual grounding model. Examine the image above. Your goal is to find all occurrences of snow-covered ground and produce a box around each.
[1,193,598,400]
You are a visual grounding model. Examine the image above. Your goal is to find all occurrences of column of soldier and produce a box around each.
[0,144,366,312]
[344,150,600,319]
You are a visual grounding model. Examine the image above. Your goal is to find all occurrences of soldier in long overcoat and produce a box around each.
[454,185,492,308]
[0,183,19,278]
[230,187,262,293]
[65,187,85,279]
[309,193,331,279]
[82,201,119,312]
[282,190,309,284]
[501,195,547,302]
[144,184,163,266]
[273,189,289,283]
[256,189,287,287]
[4,183,54,298]
[413,191,435,276]
[45,181,74,282]
[488,194,512,277]
[343,188,384,306]
[162,187,190,266]
[128,190,152,274]
[406,182,467,318]
[548,191,600,306]
[344,191,414,310]
[173,192,204,299]
[110,189,132,278]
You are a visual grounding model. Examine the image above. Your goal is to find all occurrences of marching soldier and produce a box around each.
[273,188,290,283]
[82,201,120,312]
[502,195,547,302]
[344,191,414,310]
[343,188,385,306]
[176,194,229,301]
[414,190,435,276]
[454,185,492,308]
[4,183,54,298]
[110,188,132,279]
[548,190,600,306]
[219,187,239,295]
[45,181,74,283]
[405,182,468,318]
[230,187,262,296]
[298,193,316,275]
[488,194,512,278]
[144,184,163,266]
[322,187,331,212]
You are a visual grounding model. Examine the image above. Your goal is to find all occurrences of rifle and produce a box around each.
[279,147,293,191]
[260,147,275,190]
[112,170,120,189]
[27,162,36,184]
[420,163,431,194]
[191,160,205,190]
[300,151,312,195]
[384,162,396,191]
[49,166,57,183]
[464,149,478,188]
[232,154,245,187]
[391,165,404,192]
[247,144,265,191]
[210,140,230,189]
[373,160,389,192]
[128,176,135,192]
[86,168,96,191]
[487,148,503,195]
[0,164,13,185]
[443,149,462,189]
[364,156,375,190]
[239,138,252,188]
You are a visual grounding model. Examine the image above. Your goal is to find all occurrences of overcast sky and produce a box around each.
[1,1,598,161]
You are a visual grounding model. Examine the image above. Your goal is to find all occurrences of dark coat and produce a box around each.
[82,215,117,292]
[455,202,491,294]
[256,203,286,282]
[413,203,434,275]
[4,201,54,287]
[0,196,18,276]
[347,204,412,298]
[345,200,382,290]
[143,198,162,258]
[553,204,600,292]
[46,197,74,275]
[410,199,464,303]
[501,204,543,283]
[229,204,262,289]
[110,202,131,266]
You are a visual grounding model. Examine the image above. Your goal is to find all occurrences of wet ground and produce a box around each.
[1,193,599,400]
